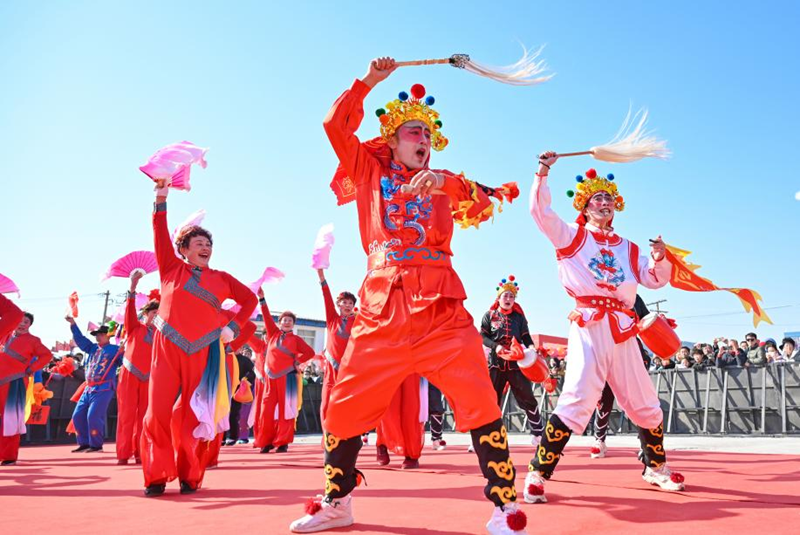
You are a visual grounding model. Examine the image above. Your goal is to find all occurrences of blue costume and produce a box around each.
[70,324,121,449]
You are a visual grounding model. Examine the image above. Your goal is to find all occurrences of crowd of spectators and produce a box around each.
[650,333,800,371]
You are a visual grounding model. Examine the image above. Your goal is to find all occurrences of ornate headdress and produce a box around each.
[496,275,520,297]
[375,84,448,152]
[567,168,625,212]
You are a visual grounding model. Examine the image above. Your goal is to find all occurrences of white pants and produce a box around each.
[554,316,663,434]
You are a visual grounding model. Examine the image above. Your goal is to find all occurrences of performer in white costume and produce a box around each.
[523,151,685,504]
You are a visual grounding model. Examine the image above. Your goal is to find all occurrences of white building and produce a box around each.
[253,311,327,353]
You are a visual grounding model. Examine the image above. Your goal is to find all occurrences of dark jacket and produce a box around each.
[481,308,534,371]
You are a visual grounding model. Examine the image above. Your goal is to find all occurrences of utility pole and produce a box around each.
[647,299,668,315]
[100,290,111,325]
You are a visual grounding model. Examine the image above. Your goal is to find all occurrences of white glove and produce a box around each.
[220,326,235,343]
[517,346,539,369]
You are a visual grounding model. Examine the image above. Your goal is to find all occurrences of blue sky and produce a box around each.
[1,1,798,347]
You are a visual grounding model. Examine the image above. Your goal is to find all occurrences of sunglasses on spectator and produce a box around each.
[746,337,756,342]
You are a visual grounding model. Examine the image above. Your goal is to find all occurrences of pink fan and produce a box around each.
[87,321,99,332]
[100,251,158,282]
[248,267,285,293]
[0,272,20,297]
[311,223,335,270]
[139,141,209,192]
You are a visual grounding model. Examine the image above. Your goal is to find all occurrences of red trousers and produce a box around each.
[116,369,148,461]
[376,374,424,460]
[254,375,295,448]
[0,381,23,462]
[140,332,214,488]
[251,378,265,446]
[206,433,223,468]
[325,288,500,439]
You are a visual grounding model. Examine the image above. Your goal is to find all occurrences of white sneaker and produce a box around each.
[485,502,528,535]
[289,495,354,533]
[431,439,447,451]
[522,471,547,504]
[530,435,541,450]
[590,438,607,459]
[642,464,686,491]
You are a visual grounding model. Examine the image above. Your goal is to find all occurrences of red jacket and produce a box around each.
[122,292,155,381]
[259,299,314,378]
[1,331,53,383]
[152,202,257,354]
[320,280,355,365]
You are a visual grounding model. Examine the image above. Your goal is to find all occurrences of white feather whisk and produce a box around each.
[395,46,553,86]
[559,109,671,163]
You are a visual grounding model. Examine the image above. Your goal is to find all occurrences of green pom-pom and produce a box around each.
[375,108,386,117]
[566,190,575,198]
[434,119,443,127]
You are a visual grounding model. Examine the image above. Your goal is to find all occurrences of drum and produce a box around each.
[638,312,681,358]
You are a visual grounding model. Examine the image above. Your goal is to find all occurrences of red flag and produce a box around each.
[68,291,79,318]
[665,245,772,327]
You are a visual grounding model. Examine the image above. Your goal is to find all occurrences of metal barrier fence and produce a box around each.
[490,362,800,436]
[24,363,800,444]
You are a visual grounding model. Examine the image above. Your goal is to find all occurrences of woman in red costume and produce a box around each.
[375,374,426,469]
[140,182,257,497]
[0,311,52,465]
[115,272,159,465]
[316,268,356,429]
[289,57,527,535]
[254,286,315,453]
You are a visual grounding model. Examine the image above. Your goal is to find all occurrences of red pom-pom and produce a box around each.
[148,289,161,302]
[590,447,601,455]
[670,472,685,484]
[410,84,426,99]
[508,275,515,281]
[527,483,545,496]
[585,168,597,179]
[506,509,527,531]
[304,497,323,515]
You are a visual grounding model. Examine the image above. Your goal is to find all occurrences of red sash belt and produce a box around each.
[367,247,451,271]
[572,295,638,344]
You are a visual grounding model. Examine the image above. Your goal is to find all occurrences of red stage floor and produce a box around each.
[1,443,798,534]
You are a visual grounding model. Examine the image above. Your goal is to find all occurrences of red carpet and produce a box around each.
[1,443,798,534]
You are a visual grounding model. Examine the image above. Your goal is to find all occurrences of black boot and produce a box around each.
[323,433,363,500]
[275,445,289,453]
[470,419,518,507]
[638,423,667,470]
[72,445,90,453]
[530,414,573,479]
[180,481,197,494]
[260,445,274,454]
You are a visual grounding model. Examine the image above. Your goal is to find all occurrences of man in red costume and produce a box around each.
[289,58,527,535]
[140,182,257,497]
[116,272,159,465]
[316,268,356,428]
[0,311,53,465]
[254,287,315,453]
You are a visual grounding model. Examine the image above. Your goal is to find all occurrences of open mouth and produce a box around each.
[198,252,210,261]
[415,147,427,159]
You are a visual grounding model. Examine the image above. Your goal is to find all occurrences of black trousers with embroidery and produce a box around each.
[323,418,518,507]
[592,383,615,442]
[490,367,543,436]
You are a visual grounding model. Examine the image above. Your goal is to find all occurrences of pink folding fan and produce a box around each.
[139,141,209,191]
[100,251,158,282]
[0,273,20,297]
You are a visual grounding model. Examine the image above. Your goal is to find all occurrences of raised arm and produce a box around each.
[529,152,576,249]
[69,322,96,354]
[323,59,395,186]
[318,269,339,325]
[153,185,182,274]
[257,287,280,338]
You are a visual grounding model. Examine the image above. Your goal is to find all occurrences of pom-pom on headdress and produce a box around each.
[375,84,448,151]
[567,169,624,212]
[496,275,520,297]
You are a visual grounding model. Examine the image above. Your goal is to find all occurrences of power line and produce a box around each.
[674,303,799,320]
